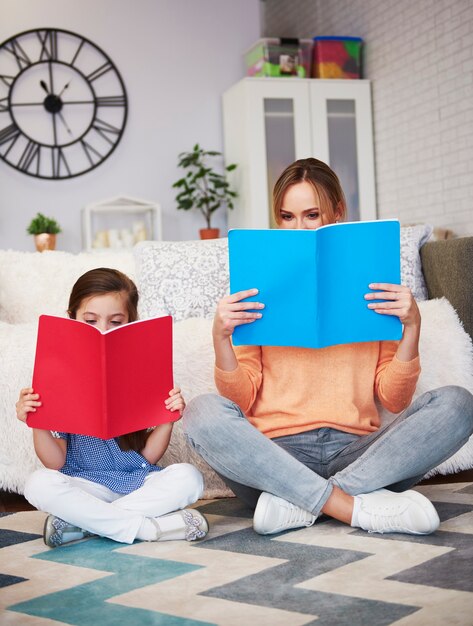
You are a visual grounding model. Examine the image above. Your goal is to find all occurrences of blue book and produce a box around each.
[229,220,403,349]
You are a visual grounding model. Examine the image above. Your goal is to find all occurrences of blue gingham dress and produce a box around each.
[53,432,162,495]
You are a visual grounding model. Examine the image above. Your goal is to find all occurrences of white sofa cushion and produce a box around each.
[163,317,232,498]
[134,238,229,321]
[380,297,473,477]
[0,250,135,324]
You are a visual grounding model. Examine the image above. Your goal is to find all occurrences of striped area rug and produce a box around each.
[1,482,472,625]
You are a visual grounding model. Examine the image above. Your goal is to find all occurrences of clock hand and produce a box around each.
[11,98,97,107]
[10,101,49,107]
[52,113,58,147]
[40,80,50,94]
[58,81,71,97]
[58,111,72,135]
[48,62,55,95]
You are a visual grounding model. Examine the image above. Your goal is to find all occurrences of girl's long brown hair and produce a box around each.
[68,268,149,453]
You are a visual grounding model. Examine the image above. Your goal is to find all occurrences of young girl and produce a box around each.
[183,158,473,536]
[16,267,208,548]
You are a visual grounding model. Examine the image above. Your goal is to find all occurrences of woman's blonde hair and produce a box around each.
[273,158,347,225]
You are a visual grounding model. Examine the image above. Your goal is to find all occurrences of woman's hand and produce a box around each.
[16,387,41,423]
[365,283,420,328]
[213,289,264,341]
[165,387,185,417]
[365,283,421,361]
[212,289,264,371]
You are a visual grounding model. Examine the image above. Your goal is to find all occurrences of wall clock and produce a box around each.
[0,28,128,179]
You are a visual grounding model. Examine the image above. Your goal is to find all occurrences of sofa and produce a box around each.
[1,224,472,499]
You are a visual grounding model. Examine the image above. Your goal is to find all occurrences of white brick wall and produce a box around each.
[263,0,473,236]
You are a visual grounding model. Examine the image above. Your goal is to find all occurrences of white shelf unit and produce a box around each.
[82,195,162,251]
[222,77,377,229]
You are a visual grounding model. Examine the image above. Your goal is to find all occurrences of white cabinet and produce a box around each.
[222,78,376,229]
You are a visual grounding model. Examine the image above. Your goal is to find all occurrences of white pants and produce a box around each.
[24,464,204,544]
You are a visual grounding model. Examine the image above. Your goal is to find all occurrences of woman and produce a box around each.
[183,158,473,536]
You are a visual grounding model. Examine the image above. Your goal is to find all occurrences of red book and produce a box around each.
[28,315,177,439]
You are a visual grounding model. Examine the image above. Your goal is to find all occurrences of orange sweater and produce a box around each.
[215,341,420,438]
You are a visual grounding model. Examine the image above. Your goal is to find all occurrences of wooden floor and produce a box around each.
[0,490,35,513]
[2,469,473,513]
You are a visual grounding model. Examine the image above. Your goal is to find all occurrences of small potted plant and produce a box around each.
[172,144,237,239]
[27,212,62,252]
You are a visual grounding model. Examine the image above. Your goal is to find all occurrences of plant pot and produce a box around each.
[34,233,57,252]
[199,228,220,240]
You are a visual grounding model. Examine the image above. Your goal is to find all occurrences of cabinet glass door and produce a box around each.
[327,99,359,221]
[263,98,296,226]
[246,79,312,228]
[309,80,376,222]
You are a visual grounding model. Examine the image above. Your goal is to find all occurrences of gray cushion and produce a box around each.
[420,237,473,342]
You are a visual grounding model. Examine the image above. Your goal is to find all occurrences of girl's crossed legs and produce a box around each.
[24,463,205,544]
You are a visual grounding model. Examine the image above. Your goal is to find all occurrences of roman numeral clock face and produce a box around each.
[0,28,127,179]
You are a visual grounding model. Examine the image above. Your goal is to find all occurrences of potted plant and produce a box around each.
[172,144,237,239]
[27,212,62,252]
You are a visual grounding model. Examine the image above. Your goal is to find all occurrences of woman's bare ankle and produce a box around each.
[321,485,354,524]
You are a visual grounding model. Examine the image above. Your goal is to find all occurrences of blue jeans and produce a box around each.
[183,386,473,517]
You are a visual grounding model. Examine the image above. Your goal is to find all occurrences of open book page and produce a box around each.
[316,220,402,347]
[229,229,318,347]
[229,221,402,349]
[28,315,175,438]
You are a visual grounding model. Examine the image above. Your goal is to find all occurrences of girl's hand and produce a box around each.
[165,387,185,416]
[213,289,265,340]
[365,283,421,329]
[16,387,41,423]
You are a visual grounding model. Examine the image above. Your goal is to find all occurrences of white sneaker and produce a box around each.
[354,489,440,535]
[151,509,208,542]
[253,492,316,535]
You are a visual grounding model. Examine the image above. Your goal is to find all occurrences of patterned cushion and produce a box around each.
[134,238,229,321]
[400,224,433,300]
[134,226,433,322]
